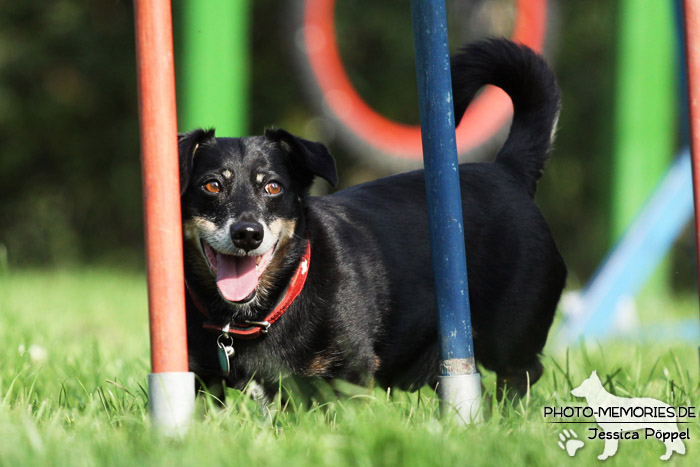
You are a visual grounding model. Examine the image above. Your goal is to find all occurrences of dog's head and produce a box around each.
[570,370,602,398]
[178,128,337,319]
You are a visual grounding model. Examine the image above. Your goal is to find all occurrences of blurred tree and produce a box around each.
[0,0,142,265]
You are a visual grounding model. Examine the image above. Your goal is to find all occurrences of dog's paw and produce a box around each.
[557,429,584,457]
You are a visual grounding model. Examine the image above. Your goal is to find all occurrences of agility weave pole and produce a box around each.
[410,0,482,423]
[180,0,250,136]
[682,0,700,365]
[134,0,194,436]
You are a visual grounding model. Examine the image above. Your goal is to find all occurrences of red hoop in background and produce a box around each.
[303,0,547,161]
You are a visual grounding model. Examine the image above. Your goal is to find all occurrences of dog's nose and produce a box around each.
[231,221,264,252]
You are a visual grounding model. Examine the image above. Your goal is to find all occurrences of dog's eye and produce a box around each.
[203,180,222,194]
[265,181,283,195]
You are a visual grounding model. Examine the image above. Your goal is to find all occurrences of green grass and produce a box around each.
[1,268,699,465]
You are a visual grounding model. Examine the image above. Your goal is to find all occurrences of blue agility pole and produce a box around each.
[555,150,694,345]
[410,0,481,423]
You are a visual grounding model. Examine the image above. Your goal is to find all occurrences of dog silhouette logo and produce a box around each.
[570,371,686,461]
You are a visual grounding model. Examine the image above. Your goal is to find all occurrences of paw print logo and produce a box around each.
[558,429,584,457]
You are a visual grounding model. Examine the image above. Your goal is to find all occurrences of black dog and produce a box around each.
[179,39,566,402]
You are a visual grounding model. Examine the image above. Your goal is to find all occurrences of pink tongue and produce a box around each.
[216,253,258,302]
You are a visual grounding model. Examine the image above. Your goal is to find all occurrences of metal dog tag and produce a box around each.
[216,333,235,376]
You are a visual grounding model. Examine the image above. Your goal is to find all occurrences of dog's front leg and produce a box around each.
[237,378,277,423]
[598,435,619,460]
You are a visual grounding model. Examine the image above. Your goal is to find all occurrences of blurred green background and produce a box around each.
[0,0,695,293]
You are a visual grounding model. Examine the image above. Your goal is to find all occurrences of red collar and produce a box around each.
[188,240,311,339]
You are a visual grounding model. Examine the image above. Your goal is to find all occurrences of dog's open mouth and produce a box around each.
[202,241,275,303]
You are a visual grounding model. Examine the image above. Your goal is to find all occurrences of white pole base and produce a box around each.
[148,372,195,437]
[437,373,483,424]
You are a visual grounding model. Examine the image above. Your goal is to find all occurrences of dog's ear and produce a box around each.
[178,128,216,195]
[265,128,338,188]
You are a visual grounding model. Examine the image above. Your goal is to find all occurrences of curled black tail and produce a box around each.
[451,39,560,197]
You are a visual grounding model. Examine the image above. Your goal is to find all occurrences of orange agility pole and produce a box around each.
[134,0,194,435]
[684,2,700,308]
